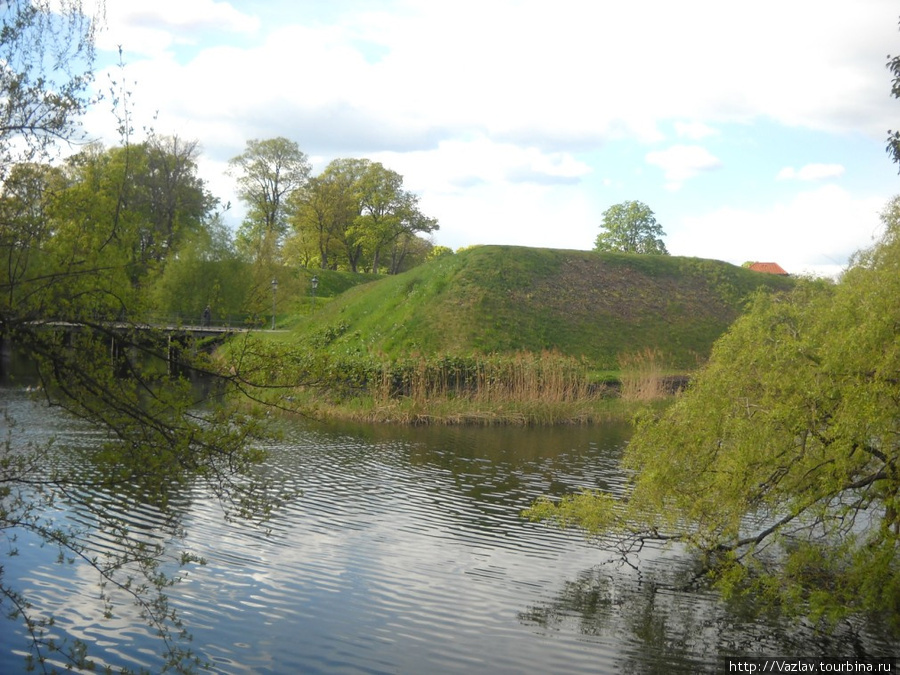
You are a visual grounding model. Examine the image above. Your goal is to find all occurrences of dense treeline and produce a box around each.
[228,138,440,275]
[286,155,439,274]
[1,135,441,325]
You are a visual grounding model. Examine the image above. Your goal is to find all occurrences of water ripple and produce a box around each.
[3,389,895,674]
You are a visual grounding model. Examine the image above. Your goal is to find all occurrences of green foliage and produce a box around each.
[526,490,620,536]
[226,336,614,424]
[147,218,250,323]
[529,196,900,631]
[309,320,351,347]
[0,0,99,176]
[426,245,454,261]
[298,266,379,299]
[230,137,311,262]
[56,138,217,285]
[594,200,669,255]
[287,157,438,274]
[0,137,225,326]
[887,18,900,170]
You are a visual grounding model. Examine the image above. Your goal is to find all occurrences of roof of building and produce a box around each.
[748,262,789,275]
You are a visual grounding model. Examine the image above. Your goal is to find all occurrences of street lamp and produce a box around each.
[271,278,278,329]
[311,276,318,310]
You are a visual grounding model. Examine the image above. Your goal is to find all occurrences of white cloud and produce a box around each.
[674,122,719,140]
[668,185,886,277]
[90,0,900,157]
[645,145,722,190]
[77,0,899,265]
[368,138,595,248]
[372,137,591,191]
[96,0,259,56]
[777,163,846,181]
[417,181,597,251]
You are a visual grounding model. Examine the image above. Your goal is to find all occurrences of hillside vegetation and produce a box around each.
[288,245,795,371]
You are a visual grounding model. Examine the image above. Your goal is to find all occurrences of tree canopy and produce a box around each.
[229,137,311,263]
[528,197,900,631]
[594,200,668,255]
[287,157,438,274]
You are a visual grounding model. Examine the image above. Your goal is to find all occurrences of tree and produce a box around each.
[319,157,371,273]
[288,158,438,273]
[228,138,311,323]
[0,0,98,180]
[353,162,438,274]
[528,197,900,631]
[287,159,364,270]
[386,232,434,274]
[53,138,216,287]
[887,18,900,169]
[139,135,216,264]
[229,137,311,262]
[0,4,282,670]
[148,214,249,323]
[0,162,67,296]
[594,200,668,255]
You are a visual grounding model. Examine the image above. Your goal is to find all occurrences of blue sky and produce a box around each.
[84,0,900,276]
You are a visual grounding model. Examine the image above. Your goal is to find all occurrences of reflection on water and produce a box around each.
[1,385,897,674]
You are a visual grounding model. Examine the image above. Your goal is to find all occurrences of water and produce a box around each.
[1,385,896,674]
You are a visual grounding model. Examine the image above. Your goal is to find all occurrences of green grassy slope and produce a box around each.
[290,246,796,370]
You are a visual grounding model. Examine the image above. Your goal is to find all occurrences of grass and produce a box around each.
[228,245,796,425]
[286,246,794,369]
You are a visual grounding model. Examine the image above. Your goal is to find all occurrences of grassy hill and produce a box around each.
[286,246,795,372]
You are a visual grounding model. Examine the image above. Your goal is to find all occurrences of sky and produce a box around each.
[82,0,900,277]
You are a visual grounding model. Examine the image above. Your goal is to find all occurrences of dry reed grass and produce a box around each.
[371,351,600,407]
[286,351,670,426]
[618,348,668,402]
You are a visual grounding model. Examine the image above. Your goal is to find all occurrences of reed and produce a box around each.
[322,394,622,426]
[305,350,620,425]
[229,341,678,425]
[617,347,667,402]
[370,351,601,406]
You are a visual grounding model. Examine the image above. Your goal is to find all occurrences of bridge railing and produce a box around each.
[142,313,265,330]
[23,313,271,332]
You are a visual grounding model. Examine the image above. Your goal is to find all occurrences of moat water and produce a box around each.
[1,380,896,673]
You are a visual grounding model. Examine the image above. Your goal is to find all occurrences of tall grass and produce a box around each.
[371,351,598,405]
[226,331,680,425]
[311,350,614,425]
[618,348,667,402]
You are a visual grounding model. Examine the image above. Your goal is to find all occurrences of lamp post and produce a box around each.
[311,275,318,310]
[271,278,278,329]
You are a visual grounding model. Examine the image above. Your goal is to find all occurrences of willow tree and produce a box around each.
[0,0,98,178]
[529,199,900,631]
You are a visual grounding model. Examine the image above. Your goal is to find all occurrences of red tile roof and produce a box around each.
[748,262,789,275]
